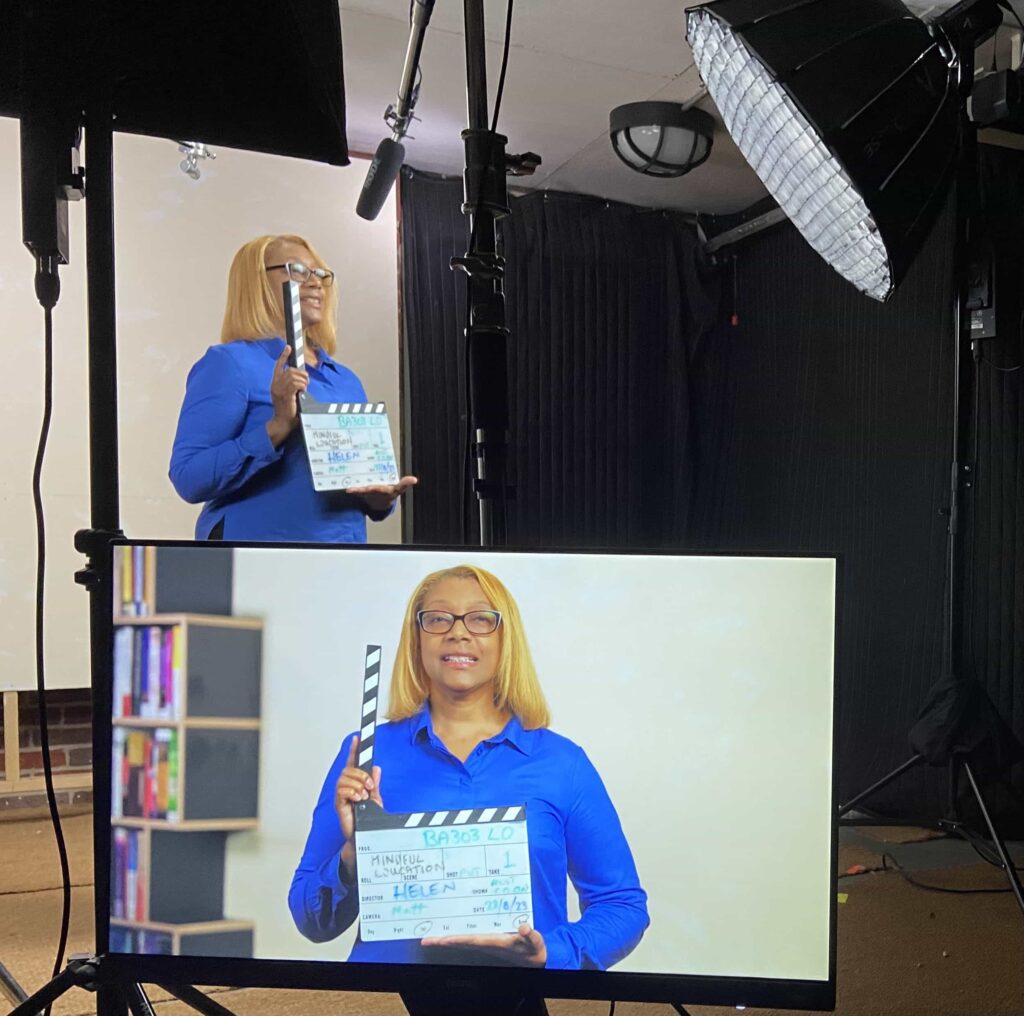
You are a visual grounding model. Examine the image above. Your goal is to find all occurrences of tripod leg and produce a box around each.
[4,964,87,1016]
[125,982,158,1016]
[961,760,1024,917]
[157,984,239,1016]
[837,754,925,819]
[0,960,28,1008]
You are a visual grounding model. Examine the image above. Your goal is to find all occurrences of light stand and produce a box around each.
[685,0,1024,907]
[9,82,241,1016]
[836,103,1024,918]
[451,0,514,548]
[400,10,546,1015]
[7,0,346,1011]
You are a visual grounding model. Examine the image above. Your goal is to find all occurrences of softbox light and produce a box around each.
[685,0,997,302]
[0,0,348,166]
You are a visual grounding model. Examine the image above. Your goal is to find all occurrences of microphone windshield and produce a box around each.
[355,138,406,221]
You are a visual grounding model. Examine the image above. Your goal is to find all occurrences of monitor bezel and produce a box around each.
[94,538,840,1011]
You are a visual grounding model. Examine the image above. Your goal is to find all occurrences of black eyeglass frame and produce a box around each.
[415,609,503,635]
[265,261,336,287]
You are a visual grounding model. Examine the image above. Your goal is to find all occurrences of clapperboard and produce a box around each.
[282,281,400,491]
[353,645,533,943]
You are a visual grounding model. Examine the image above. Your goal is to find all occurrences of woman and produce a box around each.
[288,565,649,970]
[169,234,415,541]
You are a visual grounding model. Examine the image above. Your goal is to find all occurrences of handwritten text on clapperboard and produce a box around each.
[300,403,400,491]
[356,806,533,942]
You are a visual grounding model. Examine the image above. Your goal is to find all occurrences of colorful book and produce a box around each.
[111,727,126,819]
[166,728,180,822]
[126,828,138,921]
[112,628,132,718]
[131,629,144,717]
[170,627,184,720]
[120,547,135,617]
[160,628,174,718]
[146,627,162,718]
[132,546,145,616]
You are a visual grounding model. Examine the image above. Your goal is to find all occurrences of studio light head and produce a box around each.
[177,142,217,181]
[685,0,1004,301]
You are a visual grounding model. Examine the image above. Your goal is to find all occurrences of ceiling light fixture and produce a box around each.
[609,101,714,178]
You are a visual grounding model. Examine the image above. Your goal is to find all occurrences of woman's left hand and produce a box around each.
[420,923,546,967]
[346,475,418,514]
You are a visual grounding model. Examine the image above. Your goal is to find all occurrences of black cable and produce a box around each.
[952,818,1024,871]
[461,0,515,544]
[34,298,74,1016]
[881,852,1014,894]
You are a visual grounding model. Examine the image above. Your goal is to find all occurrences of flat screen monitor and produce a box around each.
[98,541,838,1012]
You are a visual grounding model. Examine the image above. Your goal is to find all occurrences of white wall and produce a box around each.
[0,117,401,690]
[224,547,836,983]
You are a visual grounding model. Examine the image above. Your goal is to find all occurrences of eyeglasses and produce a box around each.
[265,262,335,287]
[416,609,502,635]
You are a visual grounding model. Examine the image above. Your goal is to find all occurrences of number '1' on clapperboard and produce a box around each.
[352,645,533,942]
[282,281,400,492]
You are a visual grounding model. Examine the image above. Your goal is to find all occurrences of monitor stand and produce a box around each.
[400,988,548,1016]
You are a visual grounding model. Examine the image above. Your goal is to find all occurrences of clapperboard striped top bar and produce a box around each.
[358,644,382,773]
[300,402,387,415]
[355,803,527,831]
[404,806,524,827]
[283,279,306,372]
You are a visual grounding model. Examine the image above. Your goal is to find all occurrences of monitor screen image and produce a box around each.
[102,542,837,1008]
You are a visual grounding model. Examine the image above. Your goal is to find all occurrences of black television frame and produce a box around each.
[93,538,840,1012]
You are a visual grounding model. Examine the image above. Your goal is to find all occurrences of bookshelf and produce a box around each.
[111,545,262,958]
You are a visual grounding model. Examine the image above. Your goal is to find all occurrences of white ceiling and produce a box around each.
[338,0,1024,215]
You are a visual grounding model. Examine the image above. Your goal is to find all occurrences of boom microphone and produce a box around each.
[355,137,407,221]
[354,0,436,221]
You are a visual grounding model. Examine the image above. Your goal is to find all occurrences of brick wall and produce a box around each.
[1,689,94,814]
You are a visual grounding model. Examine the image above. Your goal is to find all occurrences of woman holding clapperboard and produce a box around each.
[169,234,415,542]
[289,565,649,970]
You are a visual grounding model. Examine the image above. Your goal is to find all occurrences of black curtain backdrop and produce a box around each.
[968,146,1024,819]
[399,168,718,548]
[689,192,958,819]
[398,152,1023,822]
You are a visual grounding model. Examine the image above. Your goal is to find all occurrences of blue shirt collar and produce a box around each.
[271,335,340,373]
[316,348,341,373]
[410,704,535,756]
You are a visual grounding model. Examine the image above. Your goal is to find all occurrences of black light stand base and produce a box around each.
[838,752,1024,918]
[157,984,240,1016]
[3,955,240,1016]
[837,754,925,819]
[957,759,1024,913]
[5,956,101,1016]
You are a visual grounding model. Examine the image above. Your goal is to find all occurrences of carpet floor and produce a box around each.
[1,814,1022,1016]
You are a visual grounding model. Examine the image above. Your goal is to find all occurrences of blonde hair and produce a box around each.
[387,565,551,730]
[220,234,338,356]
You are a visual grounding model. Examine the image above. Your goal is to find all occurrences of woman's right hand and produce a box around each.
[335,736,384,876]
[266,345,309,447]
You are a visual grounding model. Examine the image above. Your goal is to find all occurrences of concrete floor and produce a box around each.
[839,816,1024,876]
